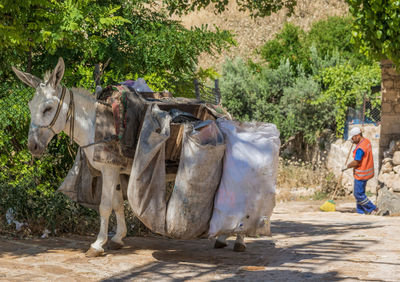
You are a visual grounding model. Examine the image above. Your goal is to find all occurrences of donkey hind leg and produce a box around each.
[233,234,246,252]
[214,234,228,249]
[108,183,127,250]
[86,167,119,257]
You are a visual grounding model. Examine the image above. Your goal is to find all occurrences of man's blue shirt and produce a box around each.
[354,148,364,161]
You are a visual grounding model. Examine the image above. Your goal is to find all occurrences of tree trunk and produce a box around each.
[27,43,32,73]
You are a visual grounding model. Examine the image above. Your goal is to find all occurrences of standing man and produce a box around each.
[342,127,378,215]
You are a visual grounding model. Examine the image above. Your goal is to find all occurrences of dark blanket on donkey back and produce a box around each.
[97,85,146,160]
[94,84,228,165]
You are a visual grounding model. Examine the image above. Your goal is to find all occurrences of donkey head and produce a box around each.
[12,58,66,156]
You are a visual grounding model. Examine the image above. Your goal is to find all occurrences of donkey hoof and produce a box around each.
[214,240,228,249]
[108,240,124,250]
[85,247,104,257]
[233,243,246,252]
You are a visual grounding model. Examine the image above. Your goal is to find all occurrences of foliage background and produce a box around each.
[0,0,234,236]
[0,1,384,236]
[346,0,400,66]
[220,17,381,146]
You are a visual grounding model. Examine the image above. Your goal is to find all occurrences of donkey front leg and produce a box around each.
[86,167,119,257]
[214,234,228,249]
[233,234,246,252]
[108,182,127,250]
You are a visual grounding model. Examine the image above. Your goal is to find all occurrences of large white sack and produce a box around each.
[208,119,280,237]
[166,121,225,239]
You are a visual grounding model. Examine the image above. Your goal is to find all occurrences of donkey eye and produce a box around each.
[43,107,53,115]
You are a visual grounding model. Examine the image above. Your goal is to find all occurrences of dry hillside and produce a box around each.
[172,0,349,70]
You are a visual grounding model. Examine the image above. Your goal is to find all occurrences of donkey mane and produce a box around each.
[44,71,52,82]
[43,69,95,100]
[71,87,95,98]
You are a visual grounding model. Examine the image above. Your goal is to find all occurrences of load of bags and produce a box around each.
[60,103,280,239]
[127,104,280,239]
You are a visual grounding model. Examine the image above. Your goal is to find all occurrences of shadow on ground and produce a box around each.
[100,219,386,281]
[0,216,392,281]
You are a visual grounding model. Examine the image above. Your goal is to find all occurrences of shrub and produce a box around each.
[219,58,263,121]
[251,60,295,124]
[220,58,297,123]
[305,16,371,66]
[308,45,345,76]
[259,16,372,75]
[0,177,99,236]
[220,58,336,144]
[279,75,335,143]
[222,16,381,146]
[259,23,309,72]
[221,56,380,146]
[316,62,381,137]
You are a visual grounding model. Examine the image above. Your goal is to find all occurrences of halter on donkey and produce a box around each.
[13,58,134,256]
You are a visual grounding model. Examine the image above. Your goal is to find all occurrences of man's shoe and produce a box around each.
[370,208,379,215]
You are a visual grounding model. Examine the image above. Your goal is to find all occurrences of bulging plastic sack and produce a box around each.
[166,121,225,239]
[127,104,171,235]
[208,119,280,237]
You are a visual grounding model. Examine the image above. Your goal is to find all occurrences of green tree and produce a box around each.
[316,63,381,137]
[0,0,235,92]
[259,23,308,71]
[305,16,371,66]
[0,0,297,89]
[346,0,400,65]
[0,1,129,75]
[259,17,372,74]
[163,0,297,18]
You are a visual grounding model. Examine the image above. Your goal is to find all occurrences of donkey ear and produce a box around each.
[12,66,42,88]
[46,57,65,88]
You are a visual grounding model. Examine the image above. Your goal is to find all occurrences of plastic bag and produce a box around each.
[127,104,171,235]
[166,121,225,239]
[208,119,280,237]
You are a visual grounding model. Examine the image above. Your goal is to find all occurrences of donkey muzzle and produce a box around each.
[28,137,46,156]
[27,126,52,156]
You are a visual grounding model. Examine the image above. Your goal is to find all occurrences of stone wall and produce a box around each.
[376,140,400,215]
[378,142,400,192]
[380,60,400,163]
[375,60,400,215]
[326,139,354,192]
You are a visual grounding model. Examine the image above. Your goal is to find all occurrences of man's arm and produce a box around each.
[347,159,360,169]
[342,148,363,171]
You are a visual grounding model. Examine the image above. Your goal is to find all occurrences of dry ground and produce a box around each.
[1,200,399,281]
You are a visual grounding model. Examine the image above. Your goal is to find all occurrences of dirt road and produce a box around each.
[1,200,399,281]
